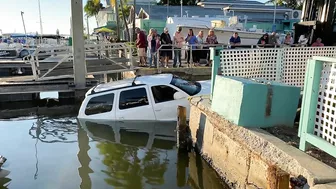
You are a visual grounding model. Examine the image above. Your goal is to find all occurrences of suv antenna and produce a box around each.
[132,75,141,86]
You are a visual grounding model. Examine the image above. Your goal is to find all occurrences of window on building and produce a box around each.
[151,85,178,103]
[119,88,149,110]
[85,93,114,115]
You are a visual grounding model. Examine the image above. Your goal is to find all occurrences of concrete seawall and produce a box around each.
[188,96,336,189]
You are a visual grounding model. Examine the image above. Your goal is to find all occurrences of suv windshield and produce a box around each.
[170,76,201,96]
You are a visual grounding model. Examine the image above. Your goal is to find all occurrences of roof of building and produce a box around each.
[136,5,289,22]
[199,0,264,5]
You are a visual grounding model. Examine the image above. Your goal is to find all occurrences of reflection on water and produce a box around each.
[0,117,228,189]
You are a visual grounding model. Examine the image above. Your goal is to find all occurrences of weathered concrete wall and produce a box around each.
[188,152,228,189]
[311,182,336,189]
[189,96,336,188]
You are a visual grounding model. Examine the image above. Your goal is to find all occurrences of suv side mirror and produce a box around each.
[174,91,186,100]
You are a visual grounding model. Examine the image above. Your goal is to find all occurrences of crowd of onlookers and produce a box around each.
[255,32,324,47]
[135,27,325,68]
[135,27,219,68]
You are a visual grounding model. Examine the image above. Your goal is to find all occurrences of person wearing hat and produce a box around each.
[160,27,172,68]
[173,26,184,67]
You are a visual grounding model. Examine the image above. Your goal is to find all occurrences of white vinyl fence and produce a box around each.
[218,46,336,87]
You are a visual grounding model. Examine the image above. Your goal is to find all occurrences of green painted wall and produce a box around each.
[139,19,166,34]
[211,76,301,128]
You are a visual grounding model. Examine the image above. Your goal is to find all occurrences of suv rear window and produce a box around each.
[170,76,201,96]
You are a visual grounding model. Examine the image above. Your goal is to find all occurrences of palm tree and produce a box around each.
[266,0,301,9]
[119,0,131,41]
[110,0,120,41]
[84,0,104,27]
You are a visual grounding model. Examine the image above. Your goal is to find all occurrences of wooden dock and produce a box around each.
[0,76,97,95]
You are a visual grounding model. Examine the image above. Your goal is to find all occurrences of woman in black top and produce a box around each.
[160,27,172,68]
[257,33,269,47]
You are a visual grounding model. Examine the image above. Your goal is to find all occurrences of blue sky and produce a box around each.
[0,0,97,35]
[0,0,267,35]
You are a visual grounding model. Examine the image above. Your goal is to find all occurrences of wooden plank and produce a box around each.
[0,75,35,83]
[0,83,72,94]
[38,61,73,70]
[39,68,74,77]
[0,64,31,68]
[87,64,128,72]
[87,68,132,75]
[37,58,130,71]
[38,64,128,77]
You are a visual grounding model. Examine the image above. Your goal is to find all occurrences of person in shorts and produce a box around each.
[135,27,147,66]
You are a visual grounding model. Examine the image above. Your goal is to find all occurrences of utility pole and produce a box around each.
[20,11,28,44]
[273,2,276,24]
[273,2,277,32]
[167,0,169,18]
[71,0,86,89]
[37,0,43,41]
[113,0,120,41]
[86,15,90,37]
[180,0,183,17]
[132,0,136,42]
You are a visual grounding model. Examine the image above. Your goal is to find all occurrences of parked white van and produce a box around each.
[78,74,211,121]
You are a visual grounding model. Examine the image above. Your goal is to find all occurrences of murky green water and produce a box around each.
[0,117,228,189]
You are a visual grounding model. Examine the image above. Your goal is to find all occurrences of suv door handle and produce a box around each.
[155,109,161,112]
[119,117,124,120]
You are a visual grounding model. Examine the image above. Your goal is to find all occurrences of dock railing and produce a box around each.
[298,56,336,158]
[25,42,133,80]
[154,43,307,69]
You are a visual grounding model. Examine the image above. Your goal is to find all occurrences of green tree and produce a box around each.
[119,0,131,41]
[266,0,302,9]
[84,0,104,26]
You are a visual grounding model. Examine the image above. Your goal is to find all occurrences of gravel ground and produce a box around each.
[263,124,336,170]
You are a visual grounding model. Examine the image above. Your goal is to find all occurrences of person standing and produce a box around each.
[282,33,293,46]
[173,26,184,68]
[229,32,241,48]
[185,29,198,67]
[135,27,147,66]
[205,29,218,66]
[147,29,160,67]
[196,30,205,65]
[268,32,278,46]
[311,38,324,47]
[160,27,172,68]
[257,33,269,46]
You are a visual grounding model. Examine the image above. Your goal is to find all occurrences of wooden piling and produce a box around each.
[177,106,191,151]
[267,165,290,189]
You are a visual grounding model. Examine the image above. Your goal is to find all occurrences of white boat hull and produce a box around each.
[177,26,262,45]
